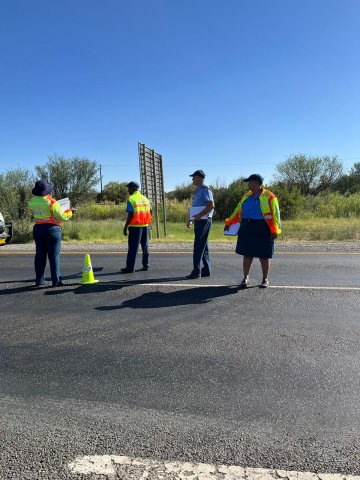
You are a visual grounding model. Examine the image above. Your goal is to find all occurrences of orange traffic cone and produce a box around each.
[81,254,99,285]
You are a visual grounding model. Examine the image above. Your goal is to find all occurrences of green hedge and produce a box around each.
[76,192,360,223]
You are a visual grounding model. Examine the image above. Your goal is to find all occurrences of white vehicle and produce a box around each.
[0,212,12,246]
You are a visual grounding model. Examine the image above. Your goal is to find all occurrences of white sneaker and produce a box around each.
[239,278,249,289]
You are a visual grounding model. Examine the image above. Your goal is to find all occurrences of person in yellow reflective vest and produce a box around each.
[28,179,75,287]
[224,174,281,288]
[121,181,152,273]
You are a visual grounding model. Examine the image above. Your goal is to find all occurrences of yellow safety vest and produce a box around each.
[128,191,151,227]
[28,195,72,226]
[225,188,281,235]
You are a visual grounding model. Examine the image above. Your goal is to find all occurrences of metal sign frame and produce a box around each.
[138,143,167,238]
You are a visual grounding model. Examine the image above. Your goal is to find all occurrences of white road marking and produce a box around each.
[68,454,360,479]
[138,283,360,292]
[270,285,360,291]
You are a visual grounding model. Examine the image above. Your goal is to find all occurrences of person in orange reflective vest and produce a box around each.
[28,179,76,287]
[121,181,152,273]
[224,174,281,288]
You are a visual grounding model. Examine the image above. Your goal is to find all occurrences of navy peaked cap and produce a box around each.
[189,170,205,178]
[243,174,264,185]
[126,181,140,189]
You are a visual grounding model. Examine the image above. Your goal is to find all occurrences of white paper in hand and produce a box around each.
[224,223,240,236]
[58,197,71,212]
[189,206,208,220]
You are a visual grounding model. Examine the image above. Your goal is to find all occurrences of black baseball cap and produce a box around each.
[189,170,205,178]
[126,181,139,189]
[243,174,264,185]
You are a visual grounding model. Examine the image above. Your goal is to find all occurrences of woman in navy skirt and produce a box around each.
[224,174,281,288]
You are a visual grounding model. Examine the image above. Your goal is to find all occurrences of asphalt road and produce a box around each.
[0,251,360,479]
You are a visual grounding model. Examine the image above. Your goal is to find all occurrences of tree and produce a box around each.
[268,182,304,219]
[350,162,360,177]
[102,182,128,204]
[35,155,99,205]
[274,154,343,195]
[0,168,35,241]
[167,183,194,202]
[213,177,247,220]
[333,162,360,194]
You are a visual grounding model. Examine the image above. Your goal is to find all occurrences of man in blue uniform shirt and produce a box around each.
[186,170,215,279]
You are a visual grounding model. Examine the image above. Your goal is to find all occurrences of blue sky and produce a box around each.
[0,0,359,191]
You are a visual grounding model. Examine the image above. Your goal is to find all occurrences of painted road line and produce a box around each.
[138,283,360,291]
[0,281,359,292]
[271,285,360,291]
[1,251,360,255]
[68,454,360,479]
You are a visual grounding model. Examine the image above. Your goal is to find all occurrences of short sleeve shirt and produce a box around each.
[192,185,214,218]
[241,191,264,219]
[126,200,134,213]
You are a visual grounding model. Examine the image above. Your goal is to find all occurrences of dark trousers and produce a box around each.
[126,226,149,271]
[33,224,62,286]
[192,219,212,276]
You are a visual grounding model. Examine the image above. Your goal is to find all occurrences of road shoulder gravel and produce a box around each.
[3,241,360,253]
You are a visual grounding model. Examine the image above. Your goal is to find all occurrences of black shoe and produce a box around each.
[186,273,200,279]
[239,278,249,289]
[121,268,135,273]
[34,282,47,288]
[260,279,269,288]
[201,272,211,277]
[140,266,149,271]
[53,281,64,287]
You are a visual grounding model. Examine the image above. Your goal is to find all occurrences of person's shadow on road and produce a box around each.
[43,276,189,296]
[95,285,239,311]
[0,267,105,286]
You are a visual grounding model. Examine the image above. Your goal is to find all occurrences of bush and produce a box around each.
[0,168,34,242]
[75,202,126,220]
[160,200,190,223]
[305,192,360,218]
[212,178,247,221]
[167,183,194,201]
[268,183,305,220]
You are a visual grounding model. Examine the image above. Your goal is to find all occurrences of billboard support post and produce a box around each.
[138,142,166,238]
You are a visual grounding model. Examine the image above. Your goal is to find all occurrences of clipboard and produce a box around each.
[189,206,208,220]
[58,197,71,211]
[223,223,240,236]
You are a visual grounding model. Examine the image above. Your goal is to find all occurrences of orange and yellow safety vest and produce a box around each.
[128,191,151,227]
[225,188,281,235]
[28,195,72,226]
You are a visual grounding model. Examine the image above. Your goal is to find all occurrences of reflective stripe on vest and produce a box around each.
[128,191,151,226]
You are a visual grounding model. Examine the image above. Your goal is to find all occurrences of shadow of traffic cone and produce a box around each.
[81,254,99,285]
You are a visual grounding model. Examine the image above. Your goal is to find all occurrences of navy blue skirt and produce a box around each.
[236,219,274,259]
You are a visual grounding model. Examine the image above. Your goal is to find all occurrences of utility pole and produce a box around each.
[99,164,103,201]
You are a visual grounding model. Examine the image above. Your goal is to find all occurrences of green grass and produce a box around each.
[59,218,360,243]
[61,220,236,243]
[279,217,360,241]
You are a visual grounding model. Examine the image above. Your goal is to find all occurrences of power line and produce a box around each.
[99,157,360,168]
[100,162,273,167]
